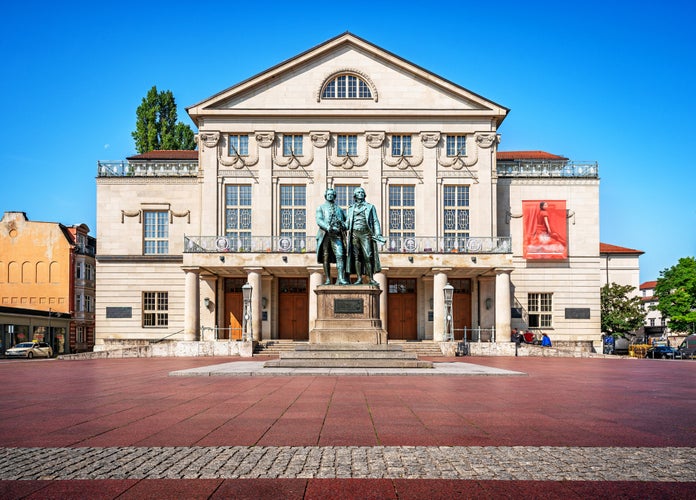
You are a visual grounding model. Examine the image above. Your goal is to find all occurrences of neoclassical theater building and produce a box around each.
[95,33,601,351]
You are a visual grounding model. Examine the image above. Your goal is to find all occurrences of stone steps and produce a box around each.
[263,343,434,369]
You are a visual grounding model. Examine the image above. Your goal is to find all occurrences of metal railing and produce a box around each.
[184,235,511,254]
[454,327,496,343]
[97,161,198,177]
[497,161,598,178]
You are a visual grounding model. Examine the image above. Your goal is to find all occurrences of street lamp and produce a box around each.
[443,283,454,342]
[242,282,253,342]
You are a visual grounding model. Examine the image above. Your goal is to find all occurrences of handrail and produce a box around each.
[150,329,185,344]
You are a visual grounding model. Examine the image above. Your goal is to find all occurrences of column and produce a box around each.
[495,269,512,343]
[375,271,388,332]
[246,268,262,341]
[183,268,200,341]
[308,267,323,332]
[432,271,449,342]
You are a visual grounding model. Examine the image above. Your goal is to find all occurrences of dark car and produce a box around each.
[645,345,679,359]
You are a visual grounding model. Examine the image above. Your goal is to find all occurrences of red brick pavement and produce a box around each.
[0,356,694,498]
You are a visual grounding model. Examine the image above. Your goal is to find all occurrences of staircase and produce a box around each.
[263,343,434,369]
[255,339,447,358]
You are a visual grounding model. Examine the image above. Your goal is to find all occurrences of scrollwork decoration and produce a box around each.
[218,135,259,169]
[121,210,142,224]
[273,134,315,169]
[383,135,424,170]
[327,134,369,169]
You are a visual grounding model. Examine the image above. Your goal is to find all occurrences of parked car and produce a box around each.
[645,345,679,359]
[5,342,53,359]
[678,334,696,359]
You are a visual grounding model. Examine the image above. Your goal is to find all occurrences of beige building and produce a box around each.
[95,33,603,350]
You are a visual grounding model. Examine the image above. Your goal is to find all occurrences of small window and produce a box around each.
[337,135,357,156]
[446,135,467,157]
[75,263,83,280]
[283,135,303,156]
[229,134,249,156]
[322,74,372,99]
[334,184,360,209]
[528,293,552,328]
[76,326,86,344]
[391,135,412,156]
[143,291,168,327]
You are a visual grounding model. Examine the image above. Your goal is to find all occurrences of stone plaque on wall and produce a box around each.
[565,308,591,319]
[106,307,132,319]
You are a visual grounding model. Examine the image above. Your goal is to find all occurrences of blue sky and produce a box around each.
[2,1,694,283]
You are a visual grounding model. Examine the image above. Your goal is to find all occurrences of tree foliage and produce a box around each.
[132,86,196,153]
[654,256,696,334]
[600,283,646,336]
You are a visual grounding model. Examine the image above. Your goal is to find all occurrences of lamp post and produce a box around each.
[242,282,253,342]
[443,283,454,342]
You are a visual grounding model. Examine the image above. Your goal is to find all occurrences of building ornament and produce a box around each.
[365,132,385,148]
[383,135,424,170]
[218,135,259,169]
[327,134,369,169]
[475,132,499,149]
[198,131,220,149]
[121,210,142,223]
[310,132,330,148]
[420,132,441,148]
[437,132,496,171]
[315,68,379,102]
[255,131,275,148]
[169,210,191,223]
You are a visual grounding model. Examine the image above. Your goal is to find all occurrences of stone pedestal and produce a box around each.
[309,284,387,344]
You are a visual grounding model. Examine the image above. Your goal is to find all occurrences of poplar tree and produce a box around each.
[132,86,196,153]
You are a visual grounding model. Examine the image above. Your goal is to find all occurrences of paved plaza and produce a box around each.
[0,355,694,498]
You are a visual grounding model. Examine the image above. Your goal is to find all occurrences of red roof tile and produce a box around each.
[640,281,658,289]
[599,242,644,255]
[127,150,198,160]
[497,151,568,161]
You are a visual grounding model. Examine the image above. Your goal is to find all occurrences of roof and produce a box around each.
[496,151,569,161]
[640,281,658,290]
[599,243,645,255]
[126,150,198,161]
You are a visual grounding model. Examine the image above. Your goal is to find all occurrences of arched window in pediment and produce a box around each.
[321,73,373,100]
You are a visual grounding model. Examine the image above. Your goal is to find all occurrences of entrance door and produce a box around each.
[278,278,308,340]
[451,279,472,340]
[387,279,417,340]
[225,278,245,340]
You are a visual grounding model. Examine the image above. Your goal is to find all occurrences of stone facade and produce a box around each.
[95,33,602,351]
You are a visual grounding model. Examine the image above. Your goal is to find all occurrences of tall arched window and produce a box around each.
[322,74,372,99]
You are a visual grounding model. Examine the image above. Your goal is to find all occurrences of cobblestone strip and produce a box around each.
[0,446,693,481]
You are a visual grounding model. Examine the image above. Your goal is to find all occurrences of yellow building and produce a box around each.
[0,211,96,354]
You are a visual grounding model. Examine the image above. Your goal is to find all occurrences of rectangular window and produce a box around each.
[337,75,347,98]
[143,291,169,327]
[334,184,360,209]
[388,185,415,251]
[85,295,93,313]
[225,185,252,250]
[143,211,169,254]
[443,185,470,251]
[391,135,412,156]
[228,134,249,156]
[279,185,307,252]
[528,293,553,328]
[282,135,303,156]
[86,264,94,281]
[75,263,83,280]
[337,135,357,156]
[446,135,467,156]
[75,294,83,312]
[76,326,86,344]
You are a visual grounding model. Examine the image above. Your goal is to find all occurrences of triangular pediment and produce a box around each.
[187,33,508,124]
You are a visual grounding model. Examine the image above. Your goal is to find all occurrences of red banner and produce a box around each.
[523,200,567,260]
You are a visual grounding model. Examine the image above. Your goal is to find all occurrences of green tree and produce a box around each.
[132,86,196,153]
[654,256,696,333]
[600,283,646,336]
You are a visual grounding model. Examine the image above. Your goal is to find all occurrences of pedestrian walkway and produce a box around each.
[0,356,693,498]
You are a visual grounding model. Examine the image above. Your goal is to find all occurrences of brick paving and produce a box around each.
[0,356,694,498]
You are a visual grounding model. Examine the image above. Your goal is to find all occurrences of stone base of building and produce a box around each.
[310,284,386,344]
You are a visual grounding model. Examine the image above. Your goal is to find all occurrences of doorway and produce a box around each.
[278,278,308,340]
[387,278,417,340]
[224,278,245,340]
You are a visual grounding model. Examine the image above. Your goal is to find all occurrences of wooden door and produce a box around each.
[224,278,246,340]
[278,278,308,340]
[451,279,472,340]
[387,279,417,340]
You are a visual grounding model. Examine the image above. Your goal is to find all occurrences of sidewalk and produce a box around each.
[0,356,694,498]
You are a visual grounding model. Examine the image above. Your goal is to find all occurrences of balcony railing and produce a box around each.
[97,161,198,177]
[497,161,598,178]
[184,235,511,254]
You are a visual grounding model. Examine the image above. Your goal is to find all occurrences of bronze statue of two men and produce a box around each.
[316,187,385,286]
